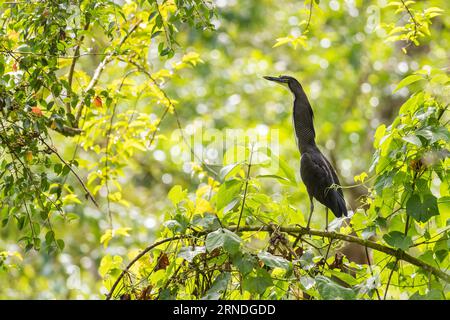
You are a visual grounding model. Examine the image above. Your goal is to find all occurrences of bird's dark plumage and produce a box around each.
[264,75,347,226]
[300,151,346,218]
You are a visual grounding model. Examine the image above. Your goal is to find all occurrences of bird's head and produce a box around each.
[263,75,301,93]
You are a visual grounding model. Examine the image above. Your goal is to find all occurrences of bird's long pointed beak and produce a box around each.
[263,76,288,83]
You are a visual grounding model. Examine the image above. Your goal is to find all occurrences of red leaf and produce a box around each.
[31,106,43,116]
[93,96,103,108]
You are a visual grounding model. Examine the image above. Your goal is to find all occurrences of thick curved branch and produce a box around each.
[229,225,450,283]
[105,225,449,299]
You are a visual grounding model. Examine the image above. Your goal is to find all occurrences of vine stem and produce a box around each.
[385,170,419,298]
[304,0,314,33]
[365,245,382,300]
[236,145,254,232]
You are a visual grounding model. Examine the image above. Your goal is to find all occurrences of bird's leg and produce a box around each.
[325,207,329,232]
[293,196,314,248]
[306,195,314,230]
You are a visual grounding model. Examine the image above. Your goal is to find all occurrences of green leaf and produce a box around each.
[299,275,315,290]
[256,174,290,183]
[406,193,439,223]
[45,231,55,244]
[148,11,158,21]
[151,31,162,39]
[219,162,243,181]
[383,231,413,250]
[178,246,206,262]
[56,239,64,251]
[276,155,297,186]
[205,228,242,255]
[167,185,186,205]
[242,268,273,295]
[191,213,221,231]
[315,275,356,300]
[327,269,359,286]
[216,179,242,211]
[433,233,449,262]
[201,272,231,300]
[393,74,424,93]
[257,251,291,270]
[16,44,31,53]
[163,219,182,231]
[222,197,240,215]
[402,135,422,146]
[232,253,256,275]
[410,289,444,300]
[61,165,71,176]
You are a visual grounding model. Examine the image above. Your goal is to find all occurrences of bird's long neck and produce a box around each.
[291,85,316,154]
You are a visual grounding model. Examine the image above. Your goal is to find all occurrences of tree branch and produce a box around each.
[105,235,184,300]
[229,225,450,283]
[67,18,91,115]
[105,225,450,299]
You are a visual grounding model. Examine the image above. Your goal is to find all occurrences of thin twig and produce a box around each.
[103,69,140,228]
[304,0,314,33]
[73,19,142,126]
[39,139,99,209]
[236,144,254,232]
[383,258,399,300]
[365,245,382,300]
[106,235,184,300]
[400,0,419,45]
[117,57,218,176]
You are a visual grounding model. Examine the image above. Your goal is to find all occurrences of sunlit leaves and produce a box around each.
[383,1,443,51]
[1,0,449,301]
[393,74,425,93]
[215,179,243,212]
[99,254,123,278]
[100,228,132,248]
[168,185,187,206]
[354,172,368,183]
[242,268,273,295]
[273,35,308,49]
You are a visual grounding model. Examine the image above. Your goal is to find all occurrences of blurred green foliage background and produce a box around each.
[0,0,448,299]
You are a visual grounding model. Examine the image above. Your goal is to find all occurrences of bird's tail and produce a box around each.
[329,190,348,218]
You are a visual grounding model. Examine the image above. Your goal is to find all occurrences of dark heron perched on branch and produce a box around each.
[263,75,347,231]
